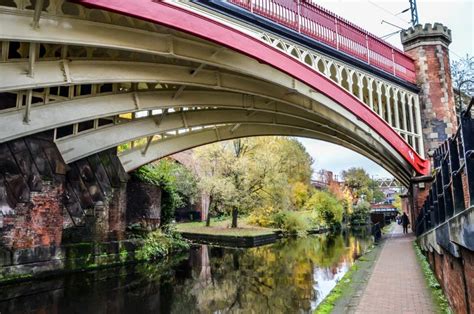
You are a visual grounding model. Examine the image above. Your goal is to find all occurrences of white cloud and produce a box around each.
[298,138,392,178]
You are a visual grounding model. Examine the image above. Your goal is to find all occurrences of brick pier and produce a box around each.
[355,224,435,313]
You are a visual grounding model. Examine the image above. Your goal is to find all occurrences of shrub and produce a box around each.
[134,159,198,225]
[247,206,278,227]
[271,211,309,236]
[350,201,371,225]
[304,190,343,227]
[136,227,190,261]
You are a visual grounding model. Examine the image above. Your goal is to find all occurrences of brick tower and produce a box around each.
[401,23,457,156]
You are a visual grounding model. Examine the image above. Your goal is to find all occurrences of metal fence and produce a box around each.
[415,97,474,236]
[227,0,416,83]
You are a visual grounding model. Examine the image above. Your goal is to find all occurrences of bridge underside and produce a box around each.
[0,0,428,186]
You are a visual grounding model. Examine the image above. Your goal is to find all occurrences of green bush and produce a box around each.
[304,190,343,227]
[136,227,190,261]
[350,201,371,225]
[134,159,198,225]
[271,211,309,236]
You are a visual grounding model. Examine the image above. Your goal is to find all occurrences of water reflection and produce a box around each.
[0,228,372,314]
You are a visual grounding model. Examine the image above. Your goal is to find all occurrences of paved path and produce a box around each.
[354,224,435,314]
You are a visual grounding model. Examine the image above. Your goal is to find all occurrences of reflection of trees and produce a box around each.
[168,233,372,313]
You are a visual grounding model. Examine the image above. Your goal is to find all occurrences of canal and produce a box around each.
[0,228,372,313]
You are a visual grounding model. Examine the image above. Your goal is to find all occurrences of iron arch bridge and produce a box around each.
[0,0,429,186]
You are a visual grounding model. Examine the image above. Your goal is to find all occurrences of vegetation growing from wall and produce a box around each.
[413,243,452,313]
[136,226,190,261]
[134,159,198,225]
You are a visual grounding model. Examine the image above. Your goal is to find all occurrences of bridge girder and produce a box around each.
[0,0,429,183]
[54,107,412,185]
[117,123,412,187]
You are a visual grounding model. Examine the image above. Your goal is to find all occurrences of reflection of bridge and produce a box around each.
[0,0,429,185]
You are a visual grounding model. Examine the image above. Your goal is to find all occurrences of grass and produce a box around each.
[413,242,452,313]
[314,263,359,314]
[176,218,278,237]
[382,222,395,234]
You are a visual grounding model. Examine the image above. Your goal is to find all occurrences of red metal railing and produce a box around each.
[228,0,416,83]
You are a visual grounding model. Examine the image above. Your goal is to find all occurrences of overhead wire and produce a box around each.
[367,0,411,25]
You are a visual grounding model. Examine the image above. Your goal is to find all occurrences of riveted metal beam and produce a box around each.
[118,124,411,186]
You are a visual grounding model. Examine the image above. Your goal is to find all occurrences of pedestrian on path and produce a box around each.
[401,212,410,234]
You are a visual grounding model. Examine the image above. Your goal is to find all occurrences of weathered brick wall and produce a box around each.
[461,173,470,209]
[441,248,468,313]
[428,247,473,314]
[2,184,63,249]
[126,178,161,229]
[0,134,66,251]
[62,149,129,242]
[433,250,444,284]
[408,181,432,231]
[0,134,130,251]
[461,247,474,312]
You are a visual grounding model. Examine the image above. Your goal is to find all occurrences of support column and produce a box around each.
[357,74,364,102]
[408,96,416,146]
[401,23,457,156]
[401,91,408,139]
[414,96,425,158]
[376,82,383,117]
[367,77,374,110]
[393,89,400,129]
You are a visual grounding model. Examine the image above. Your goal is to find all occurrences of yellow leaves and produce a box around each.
[247,206,278,227]
[290,182,311,210]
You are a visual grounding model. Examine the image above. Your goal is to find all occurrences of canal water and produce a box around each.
[0,228,372,314]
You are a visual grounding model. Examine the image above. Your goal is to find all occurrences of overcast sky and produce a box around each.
[297,0,474,179]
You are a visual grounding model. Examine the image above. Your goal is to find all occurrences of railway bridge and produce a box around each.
[0,1,471,311]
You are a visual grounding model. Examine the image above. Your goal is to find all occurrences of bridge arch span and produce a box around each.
[117,123,412,186]
[73,0,428,176]
[0,0,428,186]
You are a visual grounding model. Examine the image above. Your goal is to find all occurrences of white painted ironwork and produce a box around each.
[0,0,425,184]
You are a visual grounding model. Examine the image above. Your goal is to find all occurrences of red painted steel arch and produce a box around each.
[76,0,429,175]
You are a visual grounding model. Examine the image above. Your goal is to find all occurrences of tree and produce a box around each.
[341,167,372,201]
[290,181,311,210]
[451,54,474,115]
[341,167,384,203]
[195,142,236,226]
[195,137,314,228]
[350,200,371,225]
[304,190,343,227]
[328,181,353,222]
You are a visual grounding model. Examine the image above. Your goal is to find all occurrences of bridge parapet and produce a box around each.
[224,0,416,83]
[177,1,424,156]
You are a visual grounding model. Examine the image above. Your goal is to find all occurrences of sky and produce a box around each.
[298,0,474,179]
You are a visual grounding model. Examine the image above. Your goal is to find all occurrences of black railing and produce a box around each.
[415,97,474,236]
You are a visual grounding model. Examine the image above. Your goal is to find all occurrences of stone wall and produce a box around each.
[0,133,142,281]
[126,178,162,229]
